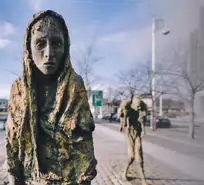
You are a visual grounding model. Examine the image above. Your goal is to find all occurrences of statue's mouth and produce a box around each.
[44,62,55,67]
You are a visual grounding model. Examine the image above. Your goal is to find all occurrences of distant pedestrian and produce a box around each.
[109,113,113,123]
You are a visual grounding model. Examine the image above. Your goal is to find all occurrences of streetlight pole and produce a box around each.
[159,30,170,117]
[151,18,156,130]
[159,85,163,116]
[151,18,170,130]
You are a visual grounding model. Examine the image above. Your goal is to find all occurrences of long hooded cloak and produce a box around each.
[6,10,97,185]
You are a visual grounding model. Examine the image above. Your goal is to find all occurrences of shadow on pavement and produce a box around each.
[171,125,200,129]
[146,177,204,183]
[95,119,119,124]
[127,176,204,183]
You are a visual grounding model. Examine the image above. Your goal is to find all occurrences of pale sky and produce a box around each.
[0,0,203,98]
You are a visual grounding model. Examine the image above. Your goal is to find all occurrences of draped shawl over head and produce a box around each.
[6,10,97,184]
[131,95,147,116]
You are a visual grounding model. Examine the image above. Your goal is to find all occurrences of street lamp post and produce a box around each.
[151,18,156,130]
[159,85,163,116]
[151,18,170,130]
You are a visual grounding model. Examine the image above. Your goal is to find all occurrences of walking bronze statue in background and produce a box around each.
[119,99,149,185]
[6,10,97,185]
[132,95,148,136]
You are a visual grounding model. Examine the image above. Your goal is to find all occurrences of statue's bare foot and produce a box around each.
[122,172,128,181]
[141,179,151,185]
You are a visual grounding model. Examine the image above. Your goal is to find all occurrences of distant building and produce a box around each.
[101,98,120,116]
[0,99,8,112]
[140,94,185,115]
[155,98,185,114]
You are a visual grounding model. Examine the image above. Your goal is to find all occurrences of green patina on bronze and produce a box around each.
[6,10,97,185]
[131,95,148,136]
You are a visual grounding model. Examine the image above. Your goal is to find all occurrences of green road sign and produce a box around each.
[92,90,103,107]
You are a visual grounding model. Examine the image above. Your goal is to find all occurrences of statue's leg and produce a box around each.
[123,129,135,180]
[135,135,149,185]
[141,118,146,135]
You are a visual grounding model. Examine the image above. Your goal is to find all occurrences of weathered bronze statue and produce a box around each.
[132,95,148,136]
[119,99,149,185]
[6,10,97,185]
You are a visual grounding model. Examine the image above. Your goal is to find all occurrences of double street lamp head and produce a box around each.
[162,30,171,35]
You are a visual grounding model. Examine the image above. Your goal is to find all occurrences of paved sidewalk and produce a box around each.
[92,123,204,185]
[99,120,204,152]
[1,125,204,185]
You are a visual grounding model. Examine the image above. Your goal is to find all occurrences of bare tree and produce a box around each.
[4,70,20,77]
[3,56,22,77]
[163,45,204,139]
[136,61,175,130]
[116,61,172,130]
[116,66,144,102]
[73,41,103,90]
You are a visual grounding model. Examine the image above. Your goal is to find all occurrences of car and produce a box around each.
[112,113,120,122]
[102,113,115,120]
[0,115,7,130]
[102,113,109,120]
[145,115,171,128]
[109,113,116,121]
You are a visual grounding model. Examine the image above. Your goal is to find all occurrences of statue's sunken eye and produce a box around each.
[51,38,62,48]
[36,39,46,50]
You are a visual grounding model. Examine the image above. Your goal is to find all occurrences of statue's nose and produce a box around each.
[45,44,53,59]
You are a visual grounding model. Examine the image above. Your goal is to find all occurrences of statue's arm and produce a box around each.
[125,113,130,129]
[6,114,23,184]
[120,116,123,132]
[141,102,147,135]
[6,81,24,185]
[70,75,97,182]
[139,112,146,137]
[140,115,146,136]
[119,109,123,131]
[75,75,95,132]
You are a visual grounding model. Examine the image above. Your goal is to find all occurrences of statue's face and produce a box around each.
[31,17,65,75]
